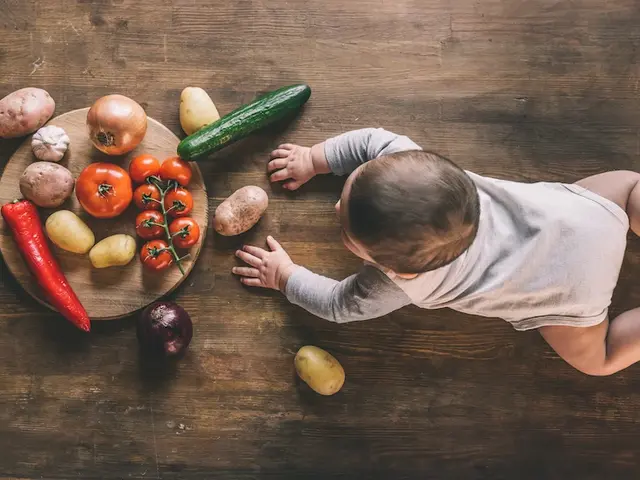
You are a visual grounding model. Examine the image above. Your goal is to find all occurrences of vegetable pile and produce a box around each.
[0,83,341,393]
[0,90,205,333]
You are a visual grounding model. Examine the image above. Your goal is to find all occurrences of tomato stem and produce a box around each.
[142,193,162,206]
[98,183,112,197]
[171,200,186,212]
[150,177,186,275]
[172,226,190,238]
[141,219,164,229]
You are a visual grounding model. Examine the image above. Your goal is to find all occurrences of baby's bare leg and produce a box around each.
[540,312,640,376]
[576,170,640,234]
[539,171,640,375]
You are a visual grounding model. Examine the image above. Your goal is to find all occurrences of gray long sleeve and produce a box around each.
[284,128,420,322]
[324,128,422,175]
[285,265,412,323]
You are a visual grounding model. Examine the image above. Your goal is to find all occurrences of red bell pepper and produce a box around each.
[2,200,90,331]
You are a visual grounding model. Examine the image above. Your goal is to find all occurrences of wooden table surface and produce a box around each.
[1,1,640,478]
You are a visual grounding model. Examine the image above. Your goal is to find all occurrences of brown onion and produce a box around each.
[87,94,147,155]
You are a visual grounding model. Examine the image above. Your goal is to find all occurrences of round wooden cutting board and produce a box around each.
[0,108,208,320]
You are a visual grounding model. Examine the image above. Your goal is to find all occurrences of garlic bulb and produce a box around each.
[31,125,70,162]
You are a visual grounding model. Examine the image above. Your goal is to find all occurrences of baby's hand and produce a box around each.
[233,236,299,292]
[267,143,328,190]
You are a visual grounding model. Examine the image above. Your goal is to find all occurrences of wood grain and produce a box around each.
[1,0,640,479]
[0,108,208,320]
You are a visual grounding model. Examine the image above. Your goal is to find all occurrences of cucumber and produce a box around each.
[177,84,311,160]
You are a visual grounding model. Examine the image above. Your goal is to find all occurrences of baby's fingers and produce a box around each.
[235,249,262,267]
[243,245,266,258]
[267,158,288,172]
[270,168,291,183]
[232,266,260,277]
[278,143,297,150]
[270,149,291,159]
[266,235,283,251]
[240,277,264,287]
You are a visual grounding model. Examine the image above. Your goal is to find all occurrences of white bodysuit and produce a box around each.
[285,129,628,330]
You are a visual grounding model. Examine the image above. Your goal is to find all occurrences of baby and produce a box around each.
[233,128,640,376]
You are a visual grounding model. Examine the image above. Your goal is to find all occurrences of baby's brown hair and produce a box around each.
[346,150,480,274]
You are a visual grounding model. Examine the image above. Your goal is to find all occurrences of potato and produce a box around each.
[294,346,345,396]
[0,88,55,138]
[214,186,268,236]
[89,234,136,269]
[180,87,220,135]
[20,161,74,208]
[45,210,95,254]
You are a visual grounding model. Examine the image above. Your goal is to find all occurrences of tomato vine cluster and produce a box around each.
[129,154,201,273]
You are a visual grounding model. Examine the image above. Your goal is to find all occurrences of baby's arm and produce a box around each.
[268,129,421,189]
[285,264,411,323]
[324,128,422,176]
[233,237,411,322]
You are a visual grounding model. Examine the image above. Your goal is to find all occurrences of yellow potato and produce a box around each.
[45,210,95,254]
[180,87,220,135]
[89,234,136,269]
[214,186,268,236]
[294,346,345,396]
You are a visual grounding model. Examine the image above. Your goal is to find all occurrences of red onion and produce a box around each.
[137,301,193,357]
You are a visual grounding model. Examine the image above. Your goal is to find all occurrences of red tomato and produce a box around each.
[76,163,133,218]
[133,183,162,211]
[164,187,193,218]
[135,210,165,240]
[129,154,161,184]
[159,157,192,186]
[140,240,173,271]
[169,217,201,249]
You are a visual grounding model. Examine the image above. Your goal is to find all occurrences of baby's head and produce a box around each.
[337,150,480,276]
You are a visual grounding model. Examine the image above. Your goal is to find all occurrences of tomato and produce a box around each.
[129,154,161,184]
[76,163,133,219]
[159,157,192,186]
[136,210,165,240]
[169,217,200,249]
[140,240,173,271]
[133,183,162,211]
[164,187,193,218]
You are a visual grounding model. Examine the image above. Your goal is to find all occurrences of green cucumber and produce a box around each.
[177,84,311,160]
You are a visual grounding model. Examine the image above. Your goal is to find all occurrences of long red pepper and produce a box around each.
[1,200,90,332]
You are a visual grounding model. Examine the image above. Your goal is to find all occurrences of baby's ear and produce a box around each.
[364,262,419,280]
[395,272,419,280]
